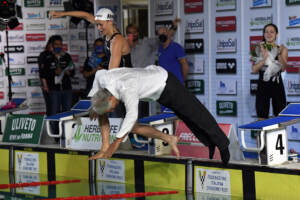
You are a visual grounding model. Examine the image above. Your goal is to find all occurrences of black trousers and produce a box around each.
[157,72,229,150]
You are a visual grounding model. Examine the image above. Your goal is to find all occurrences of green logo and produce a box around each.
[3,114,44,144]
[185,79,204,94]
[24,0,44,7]
[216,101,237,116]
[28,79,41,87]
[5,68,25,76]
[286,0,300,5]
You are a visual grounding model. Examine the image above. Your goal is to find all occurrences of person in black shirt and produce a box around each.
[39,35,74,118]
[82,38,108,98]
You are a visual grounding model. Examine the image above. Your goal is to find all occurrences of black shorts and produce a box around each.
[256,80,286,118]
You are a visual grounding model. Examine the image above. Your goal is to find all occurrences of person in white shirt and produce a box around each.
[88,65,230,164]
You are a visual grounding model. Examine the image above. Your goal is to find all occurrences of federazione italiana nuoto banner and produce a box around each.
[3,114,44,144]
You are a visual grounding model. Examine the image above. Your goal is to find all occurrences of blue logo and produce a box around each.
[292,126,298,133]
[27,12,42,19]
[253,0,269,7]
[220,81,226,88]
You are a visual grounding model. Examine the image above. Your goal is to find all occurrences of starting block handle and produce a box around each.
[133,134,148,144]
[46,120,63,138]
[241,129,265,152]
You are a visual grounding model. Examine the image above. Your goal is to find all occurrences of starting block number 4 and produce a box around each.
[266,128,288,165]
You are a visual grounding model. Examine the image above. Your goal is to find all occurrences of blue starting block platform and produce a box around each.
[45,100,91,140]
[239,103,300,165]
[138,112,176,124]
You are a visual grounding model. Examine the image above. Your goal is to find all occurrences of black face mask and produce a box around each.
[159,34,167,43]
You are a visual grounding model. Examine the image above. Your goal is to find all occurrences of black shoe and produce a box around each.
[220,147,230,165]
[208,145,215,159]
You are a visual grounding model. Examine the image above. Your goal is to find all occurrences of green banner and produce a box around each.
[28,79,41,87]
[5,68,25,76]
[216,101,237,116]
[24,0,44,7]
[185,79,204,94]
[3,114,44,144]
[286,0,300,5]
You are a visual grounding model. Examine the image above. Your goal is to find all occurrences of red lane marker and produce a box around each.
[42,190,178,200]
[0,179,80,189]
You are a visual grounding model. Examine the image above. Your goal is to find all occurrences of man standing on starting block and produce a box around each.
[88,65,230,164]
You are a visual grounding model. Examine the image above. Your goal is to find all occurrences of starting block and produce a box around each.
[239,103,300,165]
[44,100,91,147]
[136,112,177,156]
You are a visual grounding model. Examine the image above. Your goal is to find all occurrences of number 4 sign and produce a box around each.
[266,128,288,165]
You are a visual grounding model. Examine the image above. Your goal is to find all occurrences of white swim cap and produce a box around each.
[95,8,114,21]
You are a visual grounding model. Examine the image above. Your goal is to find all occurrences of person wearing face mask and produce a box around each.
[39,35,74,118]
[157,26,188,85]
[251,23,288,120]
[82,38,108,98]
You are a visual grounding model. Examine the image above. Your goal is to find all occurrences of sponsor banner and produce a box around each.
[48,0,63,7]
[31,92,43,99]
[195,167,231,195]
[26,33,46,42]
[216,58,236,74]
[71,55,79,63]
[15,152,39,173]
[5,68,25,76]
[9,54,25,65]
[286,0,300,5]
[0,91,4,99]
[285,78,300,95]
[48,22,67,30]
[8,23,23,31]
[27,56,39,64]
[4,33,24,42]
[28,67,39,76]
[249,36,263,52]
[61,34,68,41]
[215,16,236,32]
[185,39,204,53]
[216,38,237,53]
[3,114,44,144]
[25,10,45,19]
[216,100,237,116]
[97,159,125,183]
[26,23,46,31]
[62,44,68,52]
[185,79,204,94]
[70,33,79,41]
[70,118,122,150]
[27,44,45,53]
[15,172,41,195]
[0,80,4,88]
[11,80,26,88]
[250,79,258,95]
[70,44,86,52]
[184,0,203,13]
[216,80,237,95]
[29,102,46,109]
[154,21,173,35]
[4,45,24,53]
[155,0,174,15]
[28,79,41,87]
[287,57,300,73]
[216,0,236,11]
[185,17,204,34]
[24,0,44,7]
[287,15,300,28]
[13,92,27,98]
[250,14,273,30]
[251,0,272,8]
[286,37,300,50]
[187,55,204,74]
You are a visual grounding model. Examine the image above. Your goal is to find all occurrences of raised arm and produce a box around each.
[49,11,95,24]
[179,58,189,82]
